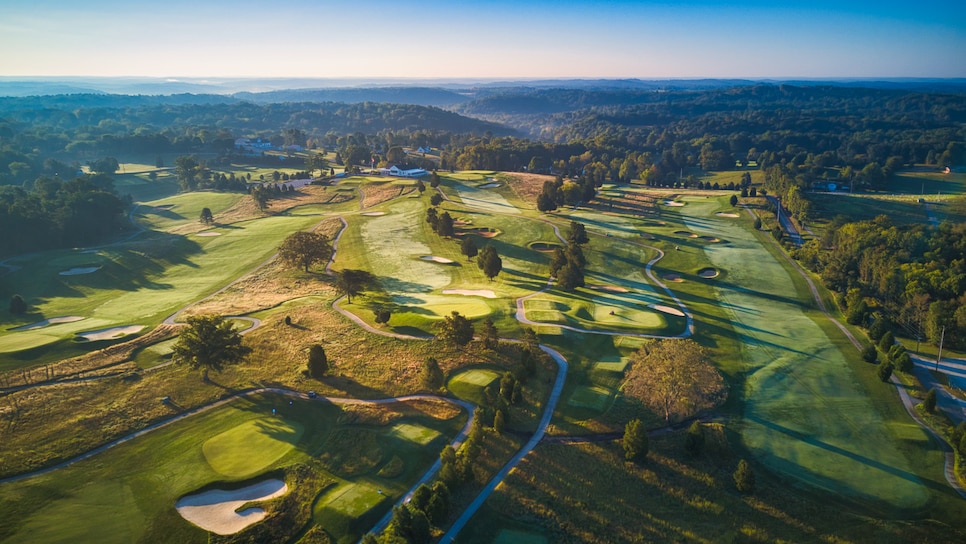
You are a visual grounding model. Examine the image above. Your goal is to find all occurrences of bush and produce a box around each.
[878,331,896,353]
[923,388,937,413]
[895,352,914,373]
[861,344,878,363]
[420,357,444,391]
[307,344,327,379]
[623,419,648,462]
[877,362,893,382]
[493,409,505,434]
[734,459,755,493]
[684,421,705,456]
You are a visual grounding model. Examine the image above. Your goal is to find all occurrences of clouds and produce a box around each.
[0,0,963,78]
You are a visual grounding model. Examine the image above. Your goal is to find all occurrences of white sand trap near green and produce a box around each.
[442,289,497,298]
[479,183,500,188]
[420,255,455,264]
[203,418,304,477]
[663,200,685,206]
[361,211,387,216]
[453,181,520,214]
[196,231,222,236]
[650,304,686,317]
[59,266,101,275]
[677,197,928,509]
[715,212,740,217]
[10,316,84,331]
[698,267,719,278]
[176,479,288,535]
[591,285,629,293]
[76,325,144,341]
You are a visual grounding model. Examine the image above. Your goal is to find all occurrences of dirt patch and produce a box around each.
[698,267,719,278]
[442,289,497,298]
[650,304,686,317]
[76,325,145,342]
[59,266,101,276]
[10,316,85,331]
[419,256,455,264]
[662,273,683,282]
[176,479,288,535]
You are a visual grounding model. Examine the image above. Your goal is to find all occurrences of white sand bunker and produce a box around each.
[10,316,84,331]
[664,200,685,207]
[593,285,629,293]
[361,211,387,216]
[176,479,288,536]
[663,273,684,282]
[442,289,497,298]
[196,231,222,237]
[76,325,144,341]
[479,183,500,189]
[650,304,686,317]
[420,256,455,264]
[715,212,739,218]
[698,268,720,278]
[59,266,101,276]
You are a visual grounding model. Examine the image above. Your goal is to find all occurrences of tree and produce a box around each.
[923,388,937,413]
[335,269,376,303]
[278,231,333,273]
[425,207,439,231]
[430,193,443,207]
[684,421,705,455]
[175,155,200,191]
[424,482,450,525]
[567,220,589,245]
[877,362,893,382]
[493,409,506,434]
[477,245,502,280]
[421,357,444,390]
[548,247,568,277]
[734,459,755,493]
[480,317,499,349]
[895,352,914,373]
[430,171,440,188]
[460,236,478,261]
[251,184,271,211]
[623,418,648,462]
[861,344,878,363]
[622,339,726,423]
[9,294,27,315]
[307,344,328,379]
[556,263,584,292]
[172,315,251,381]
[753,217,762,230]
[437,311,474,347]
[436,211,455,237]
[199,207,214,225]
[374,308,391,325]
[729,194,739,207]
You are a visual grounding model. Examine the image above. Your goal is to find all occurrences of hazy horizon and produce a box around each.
[2,1,964,80]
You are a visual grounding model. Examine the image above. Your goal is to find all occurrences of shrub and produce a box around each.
[307,344,327,379]
[877,362,893,382]
[923,388,937,413]
[734,459,755,493]
[895,352,914,373]
[493,410,505,434]
[623,419,648,462]
[861,344,878,363]
[878,331,895,353]
[420,357,444,391]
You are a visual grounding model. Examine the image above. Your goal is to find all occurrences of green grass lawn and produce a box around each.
[448,368,501,404]
[0,393,465,544]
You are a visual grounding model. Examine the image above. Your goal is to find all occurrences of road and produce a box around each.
[765,195,803,246]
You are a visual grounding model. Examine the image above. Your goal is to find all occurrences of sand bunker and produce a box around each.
[361,211,386,216]
[715,212,740,218]
[442,289,497,298]
[196,232,222,237]
[176,479,288,536]
[698,267,720,278]
[593,285,629,293]
[650,304,686,317]
[10,316,84,331]
[699,236,722,243]
[419,256,455,264]
[76,325,144,341]
[479,183,500,189]
[59,266,101,276]
[664,200,685,207]
[662,273,684,282]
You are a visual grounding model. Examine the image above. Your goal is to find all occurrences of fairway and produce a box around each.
[675,197,929,510]
[449,175,520,215]
[567,385,613,411]
[202,417,305,477]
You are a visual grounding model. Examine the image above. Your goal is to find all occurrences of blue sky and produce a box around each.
[1,0,963,78]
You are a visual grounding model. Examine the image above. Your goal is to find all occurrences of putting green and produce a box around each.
[567,385,613,411]
[389,423,441,445]
[202,417,304,477]
[676,197,929,510]
[448,369,500,404]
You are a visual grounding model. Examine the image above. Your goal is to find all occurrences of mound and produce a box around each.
[176,479,288,535]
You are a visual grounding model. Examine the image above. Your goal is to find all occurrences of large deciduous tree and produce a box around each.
[335,269,376,303]
[477,245,502,280]
[278,231,333,272]
[460,236,478,261]
[437,311,474,347]
[622,339,726,423]
[199,207,214,225]
[173,315,251,381]
[567,220,589,245]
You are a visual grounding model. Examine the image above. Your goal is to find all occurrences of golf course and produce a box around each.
[1,167,963,543]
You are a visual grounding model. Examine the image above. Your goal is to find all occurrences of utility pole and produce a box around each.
[935,326,945,372]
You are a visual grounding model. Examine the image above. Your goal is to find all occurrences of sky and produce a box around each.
[1,0,964,79]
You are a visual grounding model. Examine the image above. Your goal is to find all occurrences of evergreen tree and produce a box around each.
[734,459,755,493]
[437,311,474,347]
[307,344,328,379]
[460,236,478,260]
[493,409,506,434]
[729,194,739,207]
[436,211,455,237]
[421,357,444,390]
[878,331,896,353]
[623,418,649,462]
[861,344,878,363]
[754,217,762,230]
[923,388,937,413]
[480,317,499,349]
[478,245,503,280]
[567,220,590,245]
[876,362,893,382]
[685,421,705,455]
